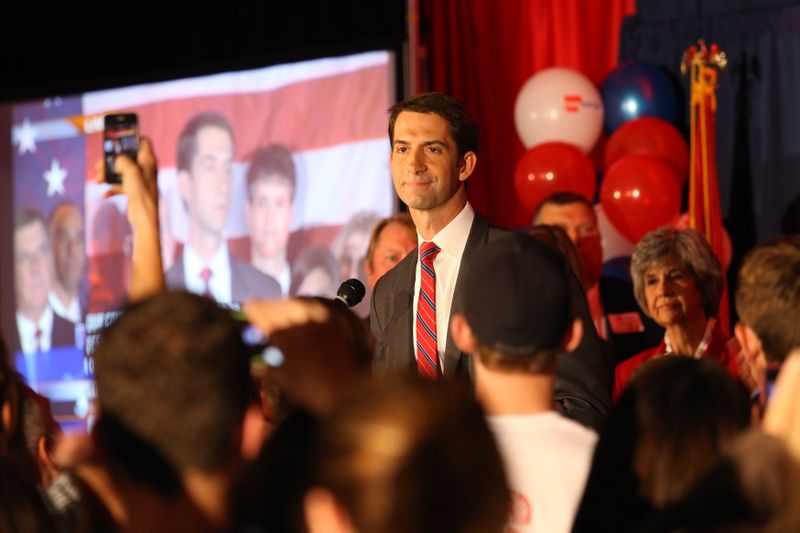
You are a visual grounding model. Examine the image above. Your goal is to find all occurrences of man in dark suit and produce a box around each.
[165,111,280,303]
[371,93,610,428]
[10,208,76,356]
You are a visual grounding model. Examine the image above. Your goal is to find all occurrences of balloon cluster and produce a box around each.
[513,61,692,260]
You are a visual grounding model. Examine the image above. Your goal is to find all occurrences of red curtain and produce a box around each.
[419,0,636,229]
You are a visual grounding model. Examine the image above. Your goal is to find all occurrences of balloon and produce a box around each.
[594,203,635,262]
[600,155,681,243]
[604,117,689,184]
[514,67,604,153]
[601,61,680,133]
[514,142,597,213]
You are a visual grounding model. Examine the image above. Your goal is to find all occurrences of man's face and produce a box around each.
[50,205,85,292]
[390,111,467,213]
[246,177,293,259]
[365,222,417,288]
[181,125,234,236]
[15,220,52,318]
[536,202,603,287]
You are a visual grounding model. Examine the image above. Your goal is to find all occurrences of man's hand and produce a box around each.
[243,298,361,416]
[94,137,164,300]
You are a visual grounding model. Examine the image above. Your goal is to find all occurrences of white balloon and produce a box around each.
[514,67,604,153]
[595,203,634,262]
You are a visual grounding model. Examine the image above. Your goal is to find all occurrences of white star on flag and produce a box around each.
[18,118,37,154]
[44,159,68,197]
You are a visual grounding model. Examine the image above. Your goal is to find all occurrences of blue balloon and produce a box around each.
[601,61,680,133]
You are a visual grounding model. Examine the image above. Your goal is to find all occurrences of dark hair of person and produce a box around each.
[531,191,594,224]
[314,375,509,533]
[176,111,235,173]
[92,290,250,491]
[573,356,750,532]
[0,453,57,533]
[388,92,479,161]
[245,144,296,202]
[527,223,588,289]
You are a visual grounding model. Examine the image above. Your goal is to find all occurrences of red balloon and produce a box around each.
[603,117,689,185]
[514,142,597,213]
[600,155,681,243]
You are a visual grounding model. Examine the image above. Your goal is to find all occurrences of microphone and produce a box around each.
[335,278,366,307]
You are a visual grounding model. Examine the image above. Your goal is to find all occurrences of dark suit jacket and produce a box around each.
[7,311,76,356]
[165,249,281,303]
[370,212,613,430]
[370,212,509,379]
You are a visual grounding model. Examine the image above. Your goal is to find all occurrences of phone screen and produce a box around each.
[103,113,139,184]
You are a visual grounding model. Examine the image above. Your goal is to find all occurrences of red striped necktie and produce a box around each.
[200,267,213,298]
[416,241,441,378]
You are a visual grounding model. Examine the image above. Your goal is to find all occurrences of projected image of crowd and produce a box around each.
[2,92,800,533]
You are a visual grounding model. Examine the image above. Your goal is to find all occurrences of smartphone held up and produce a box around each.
[103,113,139,184]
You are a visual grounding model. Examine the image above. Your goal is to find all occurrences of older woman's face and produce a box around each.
[643,255,705,327]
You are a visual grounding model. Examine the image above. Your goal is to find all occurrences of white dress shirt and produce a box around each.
[16,307,55,355]
[183,244,233,304]
[277,262,291,297]
[49,291,81,323]
[413,202,474,372]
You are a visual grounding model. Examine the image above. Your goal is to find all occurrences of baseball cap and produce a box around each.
[462,233,572,355]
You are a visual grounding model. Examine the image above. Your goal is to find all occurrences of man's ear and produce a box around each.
[304,487,352,533]
[562,318,583,353]
[451,313,477,354]
[458,151,477,182]
[735,322,763,363]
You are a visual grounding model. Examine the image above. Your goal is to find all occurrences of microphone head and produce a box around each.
[336,278,366,307]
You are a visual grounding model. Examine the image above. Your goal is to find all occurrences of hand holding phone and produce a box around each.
[104,113,139,184]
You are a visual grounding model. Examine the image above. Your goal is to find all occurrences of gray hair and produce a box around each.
[631,227,723,318]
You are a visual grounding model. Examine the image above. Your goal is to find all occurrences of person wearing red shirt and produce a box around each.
[613,227,739,401]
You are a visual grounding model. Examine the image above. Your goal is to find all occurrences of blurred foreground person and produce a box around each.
[734,235,800,410]
[232,296,374,533]
[92,291,261,533]
[304,376,509,533]
[573,356,750,532]
[640,429,800,532]
[614,227,739,400]
[451,233,597,532]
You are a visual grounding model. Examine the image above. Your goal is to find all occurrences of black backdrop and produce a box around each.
[0,0,407,329]
[621,0,800,322]
[621,0,800,258]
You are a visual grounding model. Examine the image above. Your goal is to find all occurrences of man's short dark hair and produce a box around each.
[532,191,594,224]
[176,111,235,174]
[388,92,479,161]
[246,144,296,202]
[92,291,250,481]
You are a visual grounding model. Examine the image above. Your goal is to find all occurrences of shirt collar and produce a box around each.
[417,202,474,259]
[184,242,230,276]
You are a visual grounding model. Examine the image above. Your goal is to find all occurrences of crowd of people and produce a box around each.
[2,91,800,533]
